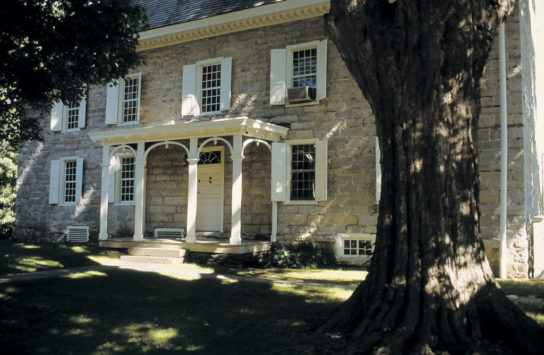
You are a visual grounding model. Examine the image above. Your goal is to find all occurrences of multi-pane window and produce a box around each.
[120,157,135,202]
[66,102,80,130]
[122,76,140,123]
[291,144,315,200]
[343,239,374,256]
[201,63,221,113]
[64,160,77,203]
[292,48,317,88]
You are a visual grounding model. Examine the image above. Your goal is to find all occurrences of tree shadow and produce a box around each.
[0,267,338,354]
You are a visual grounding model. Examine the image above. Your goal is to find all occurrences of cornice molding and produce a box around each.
[137,0,330,52]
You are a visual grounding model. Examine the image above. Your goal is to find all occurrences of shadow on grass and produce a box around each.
[0,240,107,275]
[0,268,338,354]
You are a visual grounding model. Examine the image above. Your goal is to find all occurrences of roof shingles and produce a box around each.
[133,0,286,31]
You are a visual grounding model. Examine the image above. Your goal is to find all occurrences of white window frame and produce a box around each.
[270,39,327,106]
[119,73,142,125]
[196,58,223,115]
[49,156,83,206]
[284,139,327,205]
[181,57,232,118]
[111,152,136,205]
[50,96,86,133]
[335,233,376,265]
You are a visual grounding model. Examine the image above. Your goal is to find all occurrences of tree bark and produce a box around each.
[318,0,544,353]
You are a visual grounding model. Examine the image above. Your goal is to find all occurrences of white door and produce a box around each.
[196,149,224,232]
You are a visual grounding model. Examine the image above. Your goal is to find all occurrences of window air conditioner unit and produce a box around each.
[287,86,316,104]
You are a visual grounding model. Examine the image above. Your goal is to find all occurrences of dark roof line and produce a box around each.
[133,0,286,31]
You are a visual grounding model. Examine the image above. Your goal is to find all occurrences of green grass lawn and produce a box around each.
[0,240,116,275]
[0,240,543,353]
[0,268,337,354]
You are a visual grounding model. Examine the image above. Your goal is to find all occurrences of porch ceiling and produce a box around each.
[88,117,288,145]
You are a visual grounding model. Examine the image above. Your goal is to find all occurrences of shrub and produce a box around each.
[259,241,336,269]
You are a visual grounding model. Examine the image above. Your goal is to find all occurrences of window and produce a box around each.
[335,234,376,265]
[120,157,135,202]
[63,160,77,203]
[181,57,232,117]
[200,63,221,113]
[108,152,136,204]
[343,239,373,256]
[271,140,327,203]
[270,40,327,105]
[292,48,317,88]
[290,144,315,200]
[105,73,142,125]
[50,97,86,132]
[49,157,83,205]
[122,76,140,123]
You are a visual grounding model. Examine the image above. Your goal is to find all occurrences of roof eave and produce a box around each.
[137,0,330,51]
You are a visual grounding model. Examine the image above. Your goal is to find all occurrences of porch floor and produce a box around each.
[99,238,272,255]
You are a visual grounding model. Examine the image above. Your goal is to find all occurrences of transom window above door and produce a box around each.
[198,150,221,165]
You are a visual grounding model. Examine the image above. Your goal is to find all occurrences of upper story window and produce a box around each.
[181,57,232,118]
[50,96,86,132]
[270,40,327,106]
[105,73,142,125]
[49,157,84,206]
[292,48,317,88]
[200,63,222,113]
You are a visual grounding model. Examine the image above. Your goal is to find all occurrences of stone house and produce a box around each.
[14,0,544,279]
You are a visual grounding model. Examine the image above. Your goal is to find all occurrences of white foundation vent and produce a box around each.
[154,228,184,239]
[67,226,89,243]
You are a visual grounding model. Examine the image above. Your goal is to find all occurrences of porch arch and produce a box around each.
[198,136,233,156]
[145,140,189,161]
[242,139,272,155]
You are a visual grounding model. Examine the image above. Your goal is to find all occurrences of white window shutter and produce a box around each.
[78,95,86,128]
[220,57,232,111]
[271,142,287,201]
[50,102,63,131]
[181,64,200,117]
[75,157,84,204]
[108,155,118,203]
[49,160,60,204]
[315,140,328,201]
[105,80,120,125]
[316,40,328,101]
[270,49,287,105]
[375,137,381,201]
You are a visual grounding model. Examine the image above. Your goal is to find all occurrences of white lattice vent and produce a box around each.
[67,226,89,242]
[154,228,184,239]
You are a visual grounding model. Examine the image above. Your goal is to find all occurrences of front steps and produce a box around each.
[120,247,186,264]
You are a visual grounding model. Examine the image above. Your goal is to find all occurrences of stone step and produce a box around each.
[128,247,186,258]
[120,255,183,264]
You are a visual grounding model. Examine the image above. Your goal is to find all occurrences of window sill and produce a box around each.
[118,121,139,127]
[283,200,318,205]
[114,201,135,206]
[59,202,77,207]
[285,99,321,108]
[62,128,80,133]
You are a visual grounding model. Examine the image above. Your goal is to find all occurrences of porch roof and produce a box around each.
[88,117,288,145]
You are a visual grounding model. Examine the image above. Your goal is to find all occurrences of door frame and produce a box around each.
[196,146,225,232]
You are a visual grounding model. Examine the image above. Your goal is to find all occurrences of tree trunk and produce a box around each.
[318,0,544,353]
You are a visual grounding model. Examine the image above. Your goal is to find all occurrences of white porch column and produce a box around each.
[99,145,110,240]
[133,142,145,241]
[230,134,243,245]
[186,137,198,243]
[271,201,278,242]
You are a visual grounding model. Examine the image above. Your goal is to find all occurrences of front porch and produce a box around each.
[89,117,288,247]
[99,237,272,254]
